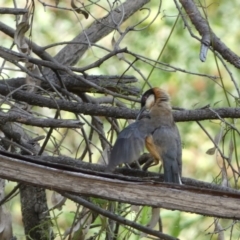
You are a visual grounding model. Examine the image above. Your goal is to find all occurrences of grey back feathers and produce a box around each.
[152,124,182,183]
[106,87,182,184]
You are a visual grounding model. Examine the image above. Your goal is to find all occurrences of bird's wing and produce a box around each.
[153,125,182,183]
[107,122,146,171]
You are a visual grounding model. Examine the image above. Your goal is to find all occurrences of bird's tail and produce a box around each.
[163,159,182,184]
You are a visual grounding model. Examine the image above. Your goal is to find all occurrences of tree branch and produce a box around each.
[53,0,150,66]
[63,193,178,240]
[0,83,240,121]
[0,111,84,128]
[0,8,28,15]
[4,74,140,96]
[0,152,239,219]
[0,151,238,194]
[0,21,54,62]
[179,0,240,68]
[0,0,151,74]
[0,46,139,101]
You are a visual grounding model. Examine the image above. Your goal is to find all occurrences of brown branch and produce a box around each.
[0,111,84,128]
[0,45,76,70]
[173,107,240,122]
[0,21,54,62]
[53,0,150,66]
[0,83,240,121]
[63,193,178,240]
[0,0,151,70]
[179,0,240,68]
[71,48,128,72]
[0,152,240,219]
[0,46,139,101]
[0,84,137,118]
[0,151,238,195]
[4,74,140,96]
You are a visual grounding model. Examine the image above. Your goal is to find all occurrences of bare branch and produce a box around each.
[64,193,177,240]
[0,111,84,128]
[0,83,240,121]
[0,8,28,15]
[53,0,150,66]
[179,0,240,68]
[0,21,54,62]
[0,152,240,219]
[5,74,140,96]
[0,46,139,101]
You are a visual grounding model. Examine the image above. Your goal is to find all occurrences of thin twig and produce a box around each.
[62,193,178,240]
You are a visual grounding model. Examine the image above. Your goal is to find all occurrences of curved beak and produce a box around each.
[136,106,146,120]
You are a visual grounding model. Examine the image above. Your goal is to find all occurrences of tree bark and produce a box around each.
[20,185,53,240]
[0,152,239,220]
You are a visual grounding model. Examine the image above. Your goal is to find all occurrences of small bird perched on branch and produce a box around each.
[106,87,182,184]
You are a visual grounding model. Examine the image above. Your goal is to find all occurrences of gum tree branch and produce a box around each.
[0,84,240,121]
[0,111,84,128]
[63,193,177,240]
[0,151,238,194]
[0,152,240,219]
[0,8,28,15]
[0,0,151,69]
[179,0,240,68]
[0,46,139,101]
[3,75,140,96]
[53,0,150,66]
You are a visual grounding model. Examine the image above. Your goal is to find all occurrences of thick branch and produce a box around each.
[0,46,138,101]
[0,152,240,219]
[0,8,28,15]
[0,84,240,121]
[0,111,84,128]
[0,151,239,194]
[179,0,240,68]
[0,0,150,68]
[53,0,150,66]
[0,84,137,118]
[4,75,140,96]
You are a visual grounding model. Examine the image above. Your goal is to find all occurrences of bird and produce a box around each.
[106,87,182,184]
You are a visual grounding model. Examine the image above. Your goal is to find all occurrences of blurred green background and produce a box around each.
[1,0,240,239]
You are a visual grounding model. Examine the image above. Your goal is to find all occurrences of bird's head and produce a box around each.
[137,87,170,120]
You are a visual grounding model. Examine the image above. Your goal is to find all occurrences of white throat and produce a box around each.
[145,94,155,109]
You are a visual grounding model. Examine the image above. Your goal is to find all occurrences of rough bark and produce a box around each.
[20,185,52,240]
[0,153,239,220]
